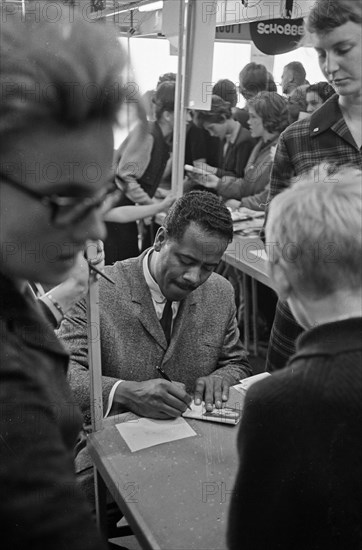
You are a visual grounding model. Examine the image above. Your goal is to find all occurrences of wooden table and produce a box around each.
[223,234,274,290]
[222,235,276,355]
[88,387,246,550]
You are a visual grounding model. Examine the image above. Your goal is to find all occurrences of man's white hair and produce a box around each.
[266,165,362,298]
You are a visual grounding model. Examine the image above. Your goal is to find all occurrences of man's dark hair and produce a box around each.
[194,95,232,127]
[306,81,335,102]
[212,79,238,108]
[164,191,233,243]
[157,72,176,87]
[307,0,362,34]
[239,62,277,98]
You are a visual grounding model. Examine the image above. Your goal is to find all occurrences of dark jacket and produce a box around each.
[0,273,106,550]
[216,124,255,179]
[137,120,170,199]
[228,318,362,550]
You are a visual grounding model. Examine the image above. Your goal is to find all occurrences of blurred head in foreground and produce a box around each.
[266,166,362,329]
[0,6,127,285]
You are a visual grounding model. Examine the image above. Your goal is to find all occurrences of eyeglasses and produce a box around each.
[0,173,122,227]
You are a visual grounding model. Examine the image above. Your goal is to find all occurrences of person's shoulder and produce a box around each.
[237,125,253,142]
[101,256,143,287]
[233,107,249,128]
[201,272,234,297]
[0,321,48,387]
[246,364,304,401]
[281,116,311,140]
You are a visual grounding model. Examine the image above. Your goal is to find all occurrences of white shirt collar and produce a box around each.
[143,248,167,304]
[142,249,180,322]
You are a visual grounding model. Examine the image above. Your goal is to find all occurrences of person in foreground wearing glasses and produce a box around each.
[228,167,362,550]
[0,9,127,550]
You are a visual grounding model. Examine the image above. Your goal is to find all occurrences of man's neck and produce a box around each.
[302,289,362,328]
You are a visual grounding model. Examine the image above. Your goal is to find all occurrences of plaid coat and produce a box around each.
[267,93,362,206]
[265,94,362,371]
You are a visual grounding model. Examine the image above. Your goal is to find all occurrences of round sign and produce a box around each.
[250,18,305,55]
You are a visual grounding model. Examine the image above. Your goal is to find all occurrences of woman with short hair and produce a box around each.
[264,0,362,372]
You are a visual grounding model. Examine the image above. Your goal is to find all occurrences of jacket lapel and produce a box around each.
[162,292,197,361]
[129,255,168,350]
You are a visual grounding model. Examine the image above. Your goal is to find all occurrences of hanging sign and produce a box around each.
[215,23,251,41]
[249,17,305,54]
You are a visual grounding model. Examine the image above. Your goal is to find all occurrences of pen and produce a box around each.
[87,261,115,285]
[156,365,192,410]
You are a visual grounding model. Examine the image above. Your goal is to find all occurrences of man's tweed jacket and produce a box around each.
[58,251,252,423]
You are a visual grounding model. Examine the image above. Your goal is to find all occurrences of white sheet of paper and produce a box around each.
[248,248,268,261]
[234,372,271,393]
[116,417,197,452]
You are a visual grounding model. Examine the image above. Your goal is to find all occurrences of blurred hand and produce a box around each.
[66,253,92,297]
[193,161,217,175]
[143,216,153,226]
[194,173,219,189]
[160,193,176,211]
[84,240,105,269]
[79,240,105,288]
[224,199,241,211]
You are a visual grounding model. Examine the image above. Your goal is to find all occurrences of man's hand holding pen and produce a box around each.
[156,365,192,410]
[113,379,192,420]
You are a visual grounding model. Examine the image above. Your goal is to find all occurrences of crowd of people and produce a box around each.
[0,0,361,549]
